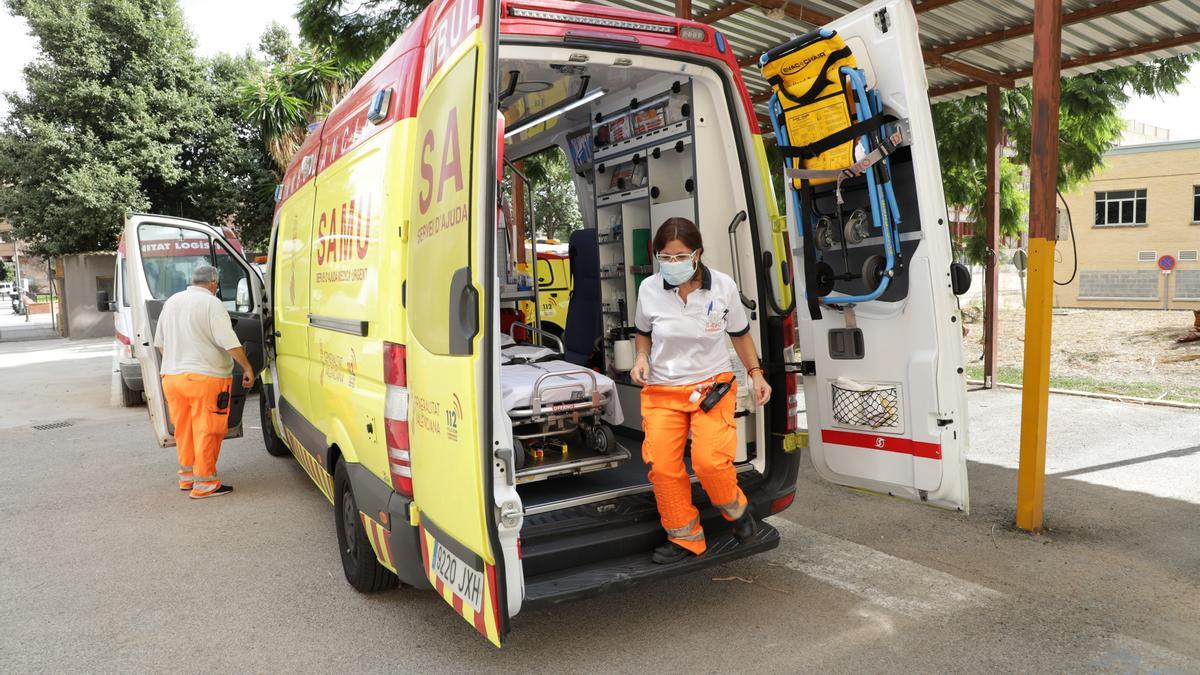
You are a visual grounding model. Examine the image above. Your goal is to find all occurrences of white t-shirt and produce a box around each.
[634,266,750,386]
[154,286,243,378]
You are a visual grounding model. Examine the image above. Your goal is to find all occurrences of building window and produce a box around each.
[1193,186,1199,223]
[1180,250,1199,262]
[1094,189,1147,226]
[1137,250,1157,263]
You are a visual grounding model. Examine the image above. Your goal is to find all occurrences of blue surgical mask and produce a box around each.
[659,254,697,286]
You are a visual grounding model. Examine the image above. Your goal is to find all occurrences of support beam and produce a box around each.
[739,0,836,28]
[737,52,760,69]
[927,0,1166,57]
[913,0,972,12]
[923,51,1015,88]
[1016,0,1063,533]
[697,1,750,24]
[675,0,692,20]
[928,30,1200,99]
[983,84,1002,389]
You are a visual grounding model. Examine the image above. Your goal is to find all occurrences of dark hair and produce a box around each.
[652,217,703,254]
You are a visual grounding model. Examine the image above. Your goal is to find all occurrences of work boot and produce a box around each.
[652,541,697,564]
[731,509,758,541]
[190,484,233,500]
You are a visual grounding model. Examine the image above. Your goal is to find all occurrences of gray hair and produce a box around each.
[191,265,219,285]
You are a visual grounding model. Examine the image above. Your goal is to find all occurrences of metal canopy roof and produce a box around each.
[592,0,1200,108]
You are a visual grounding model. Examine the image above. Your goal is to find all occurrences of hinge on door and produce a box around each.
[918,489,928,502]
[782,431,808,453]
[874,8,891,34]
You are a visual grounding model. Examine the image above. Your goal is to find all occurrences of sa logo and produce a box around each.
[874,437,886,449]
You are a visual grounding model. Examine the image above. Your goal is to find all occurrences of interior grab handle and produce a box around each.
[725,210,757,312]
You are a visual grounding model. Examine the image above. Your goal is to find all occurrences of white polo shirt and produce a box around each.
[634,265,750,386]
[154,286,243,378]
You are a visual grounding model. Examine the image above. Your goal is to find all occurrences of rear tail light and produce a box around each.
[770,490,796,515]
[782,312,801,433]
[383,341,412,497]
[679,26,706,42]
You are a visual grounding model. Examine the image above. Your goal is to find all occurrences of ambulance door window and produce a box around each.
[214,241,252,312]
[135,224,214,300]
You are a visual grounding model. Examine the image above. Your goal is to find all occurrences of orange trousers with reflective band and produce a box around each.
[641,372,747,555]
[162,373,232,496]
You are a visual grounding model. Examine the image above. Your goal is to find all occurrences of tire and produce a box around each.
[119,376,142,407]
[513,438,526,471]
[260,394,290,457]
[589,424,616,455]
[334,460,397,593]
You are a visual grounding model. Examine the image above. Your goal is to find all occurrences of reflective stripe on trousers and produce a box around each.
[640,372,745,556]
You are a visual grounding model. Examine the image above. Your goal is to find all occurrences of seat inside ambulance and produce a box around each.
[492,45,768,520]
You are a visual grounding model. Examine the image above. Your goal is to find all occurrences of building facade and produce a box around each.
[1056,138,1200,310]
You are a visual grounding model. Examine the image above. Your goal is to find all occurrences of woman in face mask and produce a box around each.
[630,217,771,564]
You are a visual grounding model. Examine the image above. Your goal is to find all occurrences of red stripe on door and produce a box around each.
[821,429,942,459]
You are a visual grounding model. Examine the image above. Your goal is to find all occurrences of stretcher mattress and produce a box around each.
[501,344,558,364]
[501,360,624,425]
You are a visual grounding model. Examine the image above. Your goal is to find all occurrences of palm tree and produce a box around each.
[239,41,366,170]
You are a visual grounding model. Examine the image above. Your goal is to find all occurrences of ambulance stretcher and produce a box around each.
[500,326,628,484]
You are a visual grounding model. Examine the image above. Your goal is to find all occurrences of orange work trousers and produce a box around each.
[162,373,233,497]
[641,372,747,555]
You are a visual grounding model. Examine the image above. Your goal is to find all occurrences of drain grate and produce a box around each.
[32,421,73,431]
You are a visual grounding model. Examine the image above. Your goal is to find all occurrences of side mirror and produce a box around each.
[950,262,972,296]
[236,278,251,313]
[96,290,116,312]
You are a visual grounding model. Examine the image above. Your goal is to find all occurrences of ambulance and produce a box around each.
[122,0,970,646]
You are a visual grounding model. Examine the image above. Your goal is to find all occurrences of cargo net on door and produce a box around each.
[831,379,899,429]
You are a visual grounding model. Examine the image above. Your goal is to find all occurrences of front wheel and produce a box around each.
[119,374,142,407]
[260,394,290,457]
[334,460,397,593]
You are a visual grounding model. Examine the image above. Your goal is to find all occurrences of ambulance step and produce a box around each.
[522,520,780,609]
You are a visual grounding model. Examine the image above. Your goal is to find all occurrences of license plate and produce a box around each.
[431,538,483,613]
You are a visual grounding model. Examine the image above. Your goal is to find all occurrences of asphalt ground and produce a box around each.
[2,337,1198,673]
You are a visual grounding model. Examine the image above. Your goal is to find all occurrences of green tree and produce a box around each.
[932,55,1197,263]
[239,24,367,171]
[0,0,278,255]
[297,0,431,65]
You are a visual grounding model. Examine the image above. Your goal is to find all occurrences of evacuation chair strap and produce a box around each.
[799,182,823,321]
[766,46,855,108]
[783,123,910,183]
[776,116,887,160]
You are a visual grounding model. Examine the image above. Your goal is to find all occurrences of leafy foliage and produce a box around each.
[504,149,584,242]
[297,0,431,65]
[931,54,1197,264]
[0,0,277,255]
[238,23,368,171]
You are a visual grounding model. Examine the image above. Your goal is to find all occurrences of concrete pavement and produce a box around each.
[1,337,1198,672]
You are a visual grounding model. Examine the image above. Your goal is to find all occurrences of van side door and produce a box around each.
[123,214,264,447]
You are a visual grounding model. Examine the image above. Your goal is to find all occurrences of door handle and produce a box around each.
[447,266,478,355]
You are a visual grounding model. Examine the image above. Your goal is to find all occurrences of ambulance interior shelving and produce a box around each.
[494,45,766,514]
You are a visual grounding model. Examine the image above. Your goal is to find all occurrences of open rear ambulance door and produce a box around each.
[404,0,514,647]
[123,214,264,447]
[780,0,970,511]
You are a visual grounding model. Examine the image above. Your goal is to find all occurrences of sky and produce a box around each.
[1,2,1199,140]
[0,0,300,116]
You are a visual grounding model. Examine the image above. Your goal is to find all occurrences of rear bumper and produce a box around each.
[524,520,780,609]
[118,361,143,391]
[519,460,798,608]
